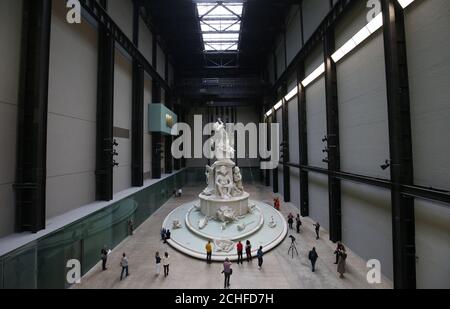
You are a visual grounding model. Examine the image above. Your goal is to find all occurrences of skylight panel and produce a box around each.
[197,4,216,17]
[203,33,240,42]
[196,1,243,53]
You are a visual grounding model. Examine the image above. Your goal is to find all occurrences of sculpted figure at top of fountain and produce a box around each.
[212,119,235,161]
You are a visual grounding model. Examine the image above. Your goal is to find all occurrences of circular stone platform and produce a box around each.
[162,200,288,262]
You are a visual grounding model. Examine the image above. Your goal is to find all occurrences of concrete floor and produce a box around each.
[73,183,393,289]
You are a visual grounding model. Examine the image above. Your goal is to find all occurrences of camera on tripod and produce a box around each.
[288,235,298,259]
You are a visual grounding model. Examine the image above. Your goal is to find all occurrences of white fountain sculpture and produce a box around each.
[198,119,250,225]
[162,118,288,261]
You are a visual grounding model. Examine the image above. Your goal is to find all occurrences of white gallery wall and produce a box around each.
[285,6,303,65]
[405,0,450,288]
[334,2,394,280]
[288,95,301,210]
[46,0,98,219]
[302,0,331,43]
[143,77,153,179]
[305,46,329,229]
[108,0,133,41]
[276,109,283,197]
[113,50,133,194]
[139,17,153,64]
[157,45,166,80]
[236,106,260,168]
[0,0,22,237]
[273,0,450,287]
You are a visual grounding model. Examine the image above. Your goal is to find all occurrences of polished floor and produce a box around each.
[73,183,393,289]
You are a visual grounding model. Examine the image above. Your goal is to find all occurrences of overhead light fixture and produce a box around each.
[397,0,415,9]
[274,100,283,111]
[265,109,273,118]
[301,63,325,87]
[284,87,298,102]
[331,13,383,63]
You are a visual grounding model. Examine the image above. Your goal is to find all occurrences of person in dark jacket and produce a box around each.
[164,230,171,244]
[245,240,253,262]
[337,251,347,279]
[287,213,294,230]
[161,228,167,241]
[257,247,264,270]
[101,246,109,271]
[296,214,302,234]
[308,247,319,272]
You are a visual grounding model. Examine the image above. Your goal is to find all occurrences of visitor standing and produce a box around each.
[222,258,232,289]
[337,251,347,279]
[101,246,109,271]
[155,252,162,276]
[164,230,171,244]
[296,214,302,234]
[205,241,213,264]
[128,219,134,236]
[161,228,167,241]
[287,213,294,230]
[313,222,321,240]
[334,242,346,264]
[237,241,244,265]
[163,252,170,277]
[308,247,318,272]
[274,198,281,211]
[245,240,253,262]
[257,246,264,270]
[120,253,129,281]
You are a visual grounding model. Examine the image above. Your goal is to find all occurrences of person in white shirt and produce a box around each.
[120,253,129,281]
[163,252,170,277]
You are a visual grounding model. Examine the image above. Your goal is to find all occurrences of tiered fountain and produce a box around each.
[163,119,287,261]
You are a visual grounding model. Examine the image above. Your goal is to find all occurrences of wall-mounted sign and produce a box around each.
[148,103,178,135]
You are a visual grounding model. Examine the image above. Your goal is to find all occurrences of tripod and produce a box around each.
[288,241,299,259]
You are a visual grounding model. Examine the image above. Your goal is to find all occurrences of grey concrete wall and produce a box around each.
[288,97,300,210]
[186,106,209,168]
[275,37,285,79]
[236,106,260,168]
[406,0,450,190]
[405,0,450,289]
[157,44,166,81]
[334,2,394,280]
[341,182,393,279]
[113,51,133,194]
[109,0,133,41]
[415,199,450,288]
[285,6,303,65]
[46,0,97,219]
[302,0,331,44]
[276,109,283,198]
[0,0,22,237]
[267,54,275,83]
[305,45,329,229]
[144,77,153,179]
[139,17,153,64]
[336,21,390,180]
